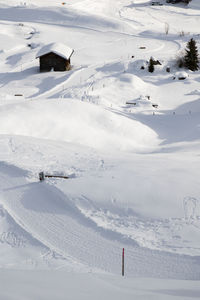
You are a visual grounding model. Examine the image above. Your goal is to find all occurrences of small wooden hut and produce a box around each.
[36,43,74,72]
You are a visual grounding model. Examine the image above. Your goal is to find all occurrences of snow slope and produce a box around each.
[0,0,200,298]
[0,98,159,152]
[1,161,200,279]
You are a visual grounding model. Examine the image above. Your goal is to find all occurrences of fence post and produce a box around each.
[122,248,124,276]
[39,172,45,181]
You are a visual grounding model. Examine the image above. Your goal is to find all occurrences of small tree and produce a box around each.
[184,38,199,71]
[148,57,154,73]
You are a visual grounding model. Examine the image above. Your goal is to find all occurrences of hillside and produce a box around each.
[0,0,200,299]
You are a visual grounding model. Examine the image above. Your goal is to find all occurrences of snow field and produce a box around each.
[0,270,200,300]
[0,0,200,296]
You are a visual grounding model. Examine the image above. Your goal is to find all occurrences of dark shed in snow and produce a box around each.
[36,43,74,72]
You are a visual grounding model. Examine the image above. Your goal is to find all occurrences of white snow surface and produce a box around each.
[0,0,200,298]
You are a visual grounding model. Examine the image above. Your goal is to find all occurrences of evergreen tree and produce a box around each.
[148,57,154,73]
[184,38,199,71]
[184,0,192,4]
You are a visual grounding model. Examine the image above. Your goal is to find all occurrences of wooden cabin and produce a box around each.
[36,43,74,72]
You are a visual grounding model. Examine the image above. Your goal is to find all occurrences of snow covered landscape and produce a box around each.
[0,0,200,298]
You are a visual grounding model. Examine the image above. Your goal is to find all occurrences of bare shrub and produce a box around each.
[165,22,169,35]
[175,51,185,68]
[179,30,185,37]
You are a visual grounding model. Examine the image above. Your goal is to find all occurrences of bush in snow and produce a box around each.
[148,57,155,73]
[184,38,199,71]
[166,0,192,4]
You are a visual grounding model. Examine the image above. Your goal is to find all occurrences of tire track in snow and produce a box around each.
[0,162,200,279]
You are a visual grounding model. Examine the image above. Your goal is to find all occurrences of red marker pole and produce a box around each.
[122,248,125,276]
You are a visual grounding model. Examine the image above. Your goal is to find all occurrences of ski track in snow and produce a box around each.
[0,162,200,279]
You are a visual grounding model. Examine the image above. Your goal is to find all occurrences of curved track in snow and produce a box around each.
[0,162,200,279]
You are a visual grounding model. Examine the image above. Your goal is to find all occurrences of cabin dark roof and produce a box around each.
[36,43,74,60]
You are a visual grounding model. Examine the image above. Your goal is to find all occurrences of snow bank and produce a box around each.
[0,99,160,152]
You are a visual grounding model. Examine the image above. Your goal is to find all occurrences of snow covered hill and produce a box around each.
[0,0,200,299]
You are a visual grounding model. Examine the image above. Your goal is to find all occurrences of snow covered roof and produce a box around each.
[36,43,74,60]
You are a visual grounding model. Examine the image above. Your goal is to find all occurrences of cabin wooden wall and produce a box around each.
[39,52,70,72]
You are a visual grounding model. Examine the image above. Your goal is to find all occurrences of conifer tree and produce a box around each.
[184,38,199,71]
[148,57,154,73]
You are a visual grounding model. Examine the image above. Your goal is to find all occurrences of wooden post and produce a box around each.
[39,172,45,181]
[122,248,124,276]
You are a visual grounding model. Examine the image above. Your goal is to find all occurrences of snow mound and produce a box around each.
[0,99,159,152]
[175,71,189,80]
